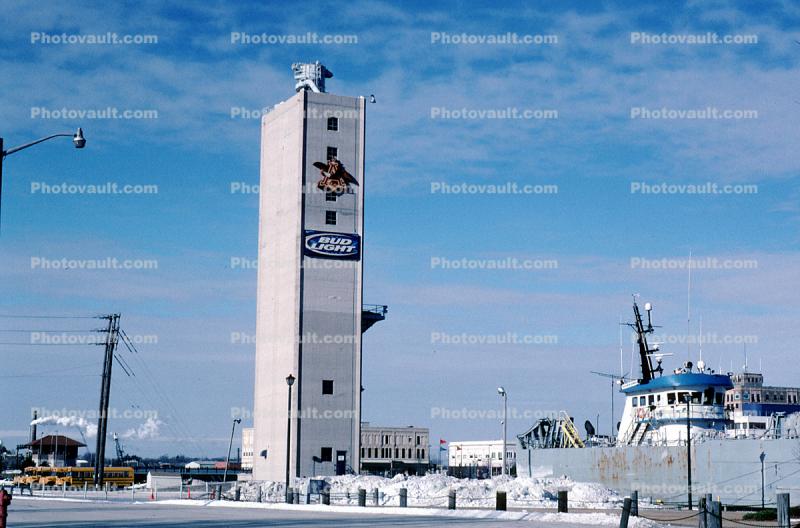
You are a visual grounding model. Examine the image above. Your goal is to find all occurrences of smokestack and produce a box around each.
[31,410,37,442]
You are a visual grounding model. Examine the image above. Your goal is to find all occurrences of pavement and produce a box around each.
[7,496,658,528]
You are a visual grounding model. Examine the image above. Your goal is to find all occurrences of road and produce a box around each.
[7,498,634,528]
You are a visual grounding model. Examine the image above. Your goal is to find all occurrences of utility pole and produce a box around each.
[685,394,693,510]
[94,314,120,487]
[222,419,241,485]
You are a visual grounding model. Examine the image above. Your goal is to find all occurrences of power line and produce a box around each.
[0,314,101,319]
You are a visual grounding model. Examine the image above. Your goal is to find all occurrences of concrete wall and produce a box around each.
[254,90,365,481]
[253,92,306,481]
[518,437,800,506]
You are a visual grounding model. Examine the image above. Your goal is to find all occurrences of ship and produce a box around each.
[516,298,800,506]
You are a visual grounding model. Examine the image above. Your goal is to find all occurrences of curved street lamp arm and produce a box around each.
[2,133,74,157]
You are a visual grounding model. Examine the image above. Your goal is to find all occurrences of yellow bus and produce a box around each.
[15,466,134,488]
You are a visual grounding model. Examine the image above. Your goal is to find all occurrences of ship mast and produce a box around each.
[629,298,658,383]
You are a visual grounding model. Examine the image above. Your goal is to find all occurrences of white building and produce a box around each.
[360,423,429,475]
[253,62,369,481]
[241,427,254,470]
[448,440,517,477]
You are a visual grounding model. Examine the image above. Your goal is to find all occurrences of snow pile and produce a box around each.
[238,474,623,509]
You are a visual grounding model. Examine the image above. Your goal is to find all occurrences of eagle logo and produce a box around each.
[313,158,358,196]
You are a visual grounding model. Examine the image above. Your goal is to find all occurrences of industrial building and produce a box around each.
[22,435,85,468]
[359,424,429,475]
[447,440,517,478]
[240,427,254,470]
[253,62,384,481]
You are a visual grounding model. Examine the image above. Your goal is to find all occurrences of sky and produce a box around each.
[1,0,799,460]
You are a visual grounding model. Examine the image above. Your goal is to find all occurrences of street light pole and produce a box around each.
[685,394,693,510]
[760,452,766,509]
[285,374,295,501]
[222,418,241,485]
[497,386,508,476]
[0,129,86,230]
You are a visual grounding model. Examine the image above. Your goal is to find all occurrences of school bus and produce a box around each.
[15,466,134,488]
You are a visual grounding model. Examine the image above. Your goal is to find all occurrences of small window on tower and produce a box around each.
[327,146,338,160]
[327,117,338,131]
[322,379,334,395]
[326,192,337,202]
[320,447,332,462]
[325,210,337,225]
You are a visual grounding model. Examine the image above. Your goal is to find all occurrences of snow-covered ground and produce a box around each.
[237,474,625,509]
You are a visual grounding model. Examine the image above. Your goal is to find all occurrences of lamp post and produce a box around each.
[760,452,766,509]
[0,128,86,230]
[285,374,295,501]
[222,418,241,485]
[497,386,508,476]
[684,393,693,510]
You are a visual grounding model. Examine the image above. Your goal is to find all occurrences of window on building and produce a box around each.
[322,379,334,395]
[632,397,638,407]
[416,435,421,446]
[667,393,676,405]
[327,117,338,131]
[325,210,337,225]
[325,192,337,202]
[320,447,332,462]
[361,448,365,457]
[327,146,338,160]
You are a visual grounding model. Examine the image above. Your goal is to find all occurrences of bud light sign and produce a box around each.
[303,230,361,260]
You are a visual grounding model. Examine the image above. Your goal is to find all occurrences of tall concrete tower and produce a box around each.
[253,62,376,481]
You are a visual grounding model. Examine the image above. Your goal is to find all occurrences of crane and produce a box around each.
[591,371,629,439]
[112,433,125,466]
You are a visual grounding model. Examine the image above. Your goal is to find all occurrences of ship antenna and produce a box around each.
[687,250,692,361]
[699,316,703,365]
[619,315,624,377]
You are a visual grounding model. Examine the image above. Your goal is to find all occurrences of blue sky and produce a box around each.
[1,0,799,459]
